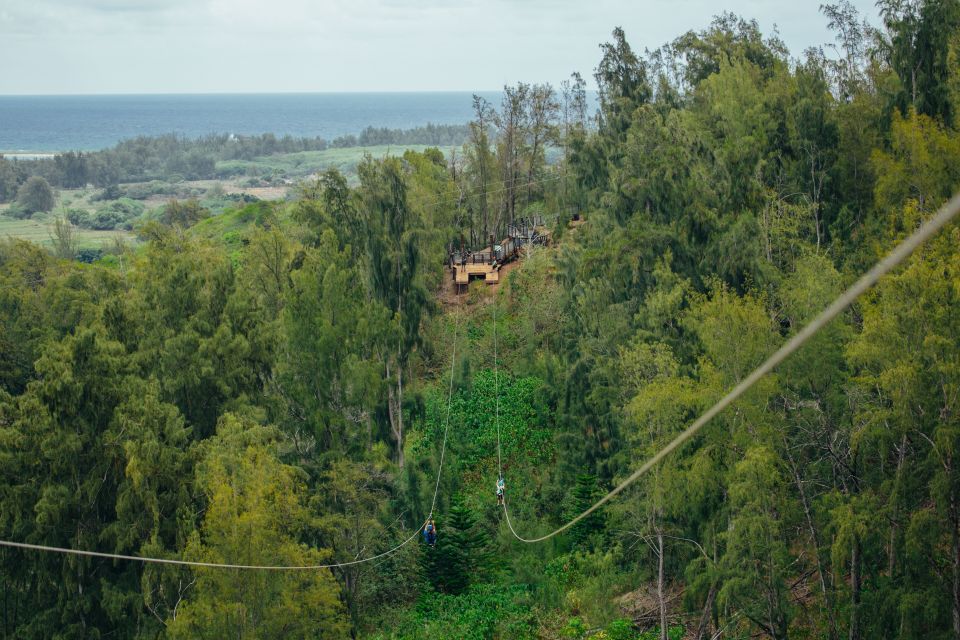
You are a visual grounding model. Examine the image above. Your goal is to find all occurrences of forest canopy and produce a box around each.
[2,2,960,639]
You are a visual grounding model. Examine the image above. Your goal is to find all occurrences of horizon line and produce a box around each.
[0,89,518,98]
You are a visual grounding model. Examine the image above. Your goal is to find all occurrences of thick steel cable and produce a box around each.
[0,308,465,570]
[493,294,503,474]
[492,298,528,541]
[429,308,463,517]
[500,192,960,543]
[493,245,546,542]
[490,246,544,542]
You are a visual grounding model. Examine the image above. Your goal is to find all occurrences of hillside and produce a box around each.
[2,4,960,640]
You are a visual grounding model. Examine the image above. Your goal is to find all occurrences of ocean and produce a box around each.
[0,92,503,153]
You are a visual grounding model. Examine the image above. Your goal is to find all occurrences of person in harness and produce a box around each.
[496,475,505,506]
[423,518,437,547]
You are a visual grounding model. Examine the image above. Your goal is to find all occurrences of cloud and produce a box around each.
[42,0,194,12]
[0,0,883,93]
[0,0,204,36]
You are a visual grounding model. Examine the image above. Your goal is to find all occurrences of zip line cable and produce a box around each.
[487,246,546,542]
[430,308,463,518]
[491,286,534,542]
[493,296,503,474]
[0,308,464,570]
[9,181,958,561]
[499,191,960,544]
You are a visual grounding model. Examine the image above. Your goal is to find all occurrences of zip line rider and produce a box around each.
[496,475,505,506]
[423,518,437,547]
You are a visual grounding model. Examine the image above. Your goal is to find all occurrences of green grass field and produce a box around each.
[0,208,136,250]
[216,144,454,178]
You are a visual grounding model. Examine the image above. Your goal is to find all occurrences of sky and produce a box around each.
[0,0,883,95]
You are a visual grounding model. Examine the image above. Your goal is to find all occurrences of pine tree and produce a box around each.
[420,501,491,595]
[570,474,605,547]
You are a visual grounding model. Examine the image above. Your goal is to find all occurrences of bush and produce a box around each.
[75,248,103,264]
[15,176,55,214]
[160,198,210,228]
[89,208,126,230]
[637,626,683,640]
[121,180,188,200]
[92,184,123,201]
[5,202,31,219]
[605,619,636,640]
[49,216,77,260]
[372,583,536,640]
[70,199,145,230]
[65,208,92,227]
[562,617,588,639]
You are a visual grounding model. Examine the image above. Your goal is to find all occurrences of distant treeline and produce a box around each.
[0,122,471,198]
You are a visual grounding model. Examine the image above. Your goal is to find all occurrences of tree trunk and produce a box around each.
[786,444,837,640]
[657,529,668,640]
[395,367,404,469]
[888,434,907,577]
[386,361,404,468]
[527,135,540,207]
[695,581,717,640]
[849,535,861,640]
[951,482,960,640]
[810,153,822,250]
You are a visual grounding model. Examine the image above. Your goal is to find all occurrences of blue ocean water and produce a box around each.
[0,92,502,152]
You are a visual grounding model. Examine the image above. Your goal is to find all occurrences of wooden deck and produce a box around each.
[448,215,554,291]
[453,262,500,285]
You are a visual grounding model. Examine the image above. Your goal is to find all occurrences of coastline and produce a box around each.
[1,152,57,160]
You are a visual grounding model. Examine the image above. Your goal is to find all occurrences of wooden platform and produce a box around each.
[452,262,500,286]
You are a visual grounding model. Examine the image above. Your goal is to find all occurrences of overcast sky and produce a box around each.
[0,0,882,95]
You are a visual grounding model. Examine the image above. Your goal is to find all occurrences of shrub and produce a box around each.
[373,583,536,640]
[5,202,31,219]
[605,619,637,640]
[75,248,103,263]
[121,180,183,200]
[562,617,588,639]
[86,198,145,230]
[48,216,77,260]
[91,184,123,201]
[637,626,683,640]
[160,198,210,228]
[89,208,125,230]
[65,208,92,227]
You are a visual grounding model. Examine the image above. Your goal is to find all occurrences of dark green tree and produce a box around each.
[14,175,55,215]
[595,27,652,141]
[358,157,429,468]
[0,155,25,203]
[878,0,960,123]
[54,151,89,188]
[420,501,492,595]
[570,474,605,547]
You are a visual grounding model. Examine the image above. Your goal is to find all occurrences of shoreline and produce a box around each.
[0,149,59,160]
[1,152,58,159]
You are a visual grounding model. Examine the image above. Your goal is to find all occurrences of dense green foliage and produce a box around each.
[2,2,960,638]
[67,198,145,230]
